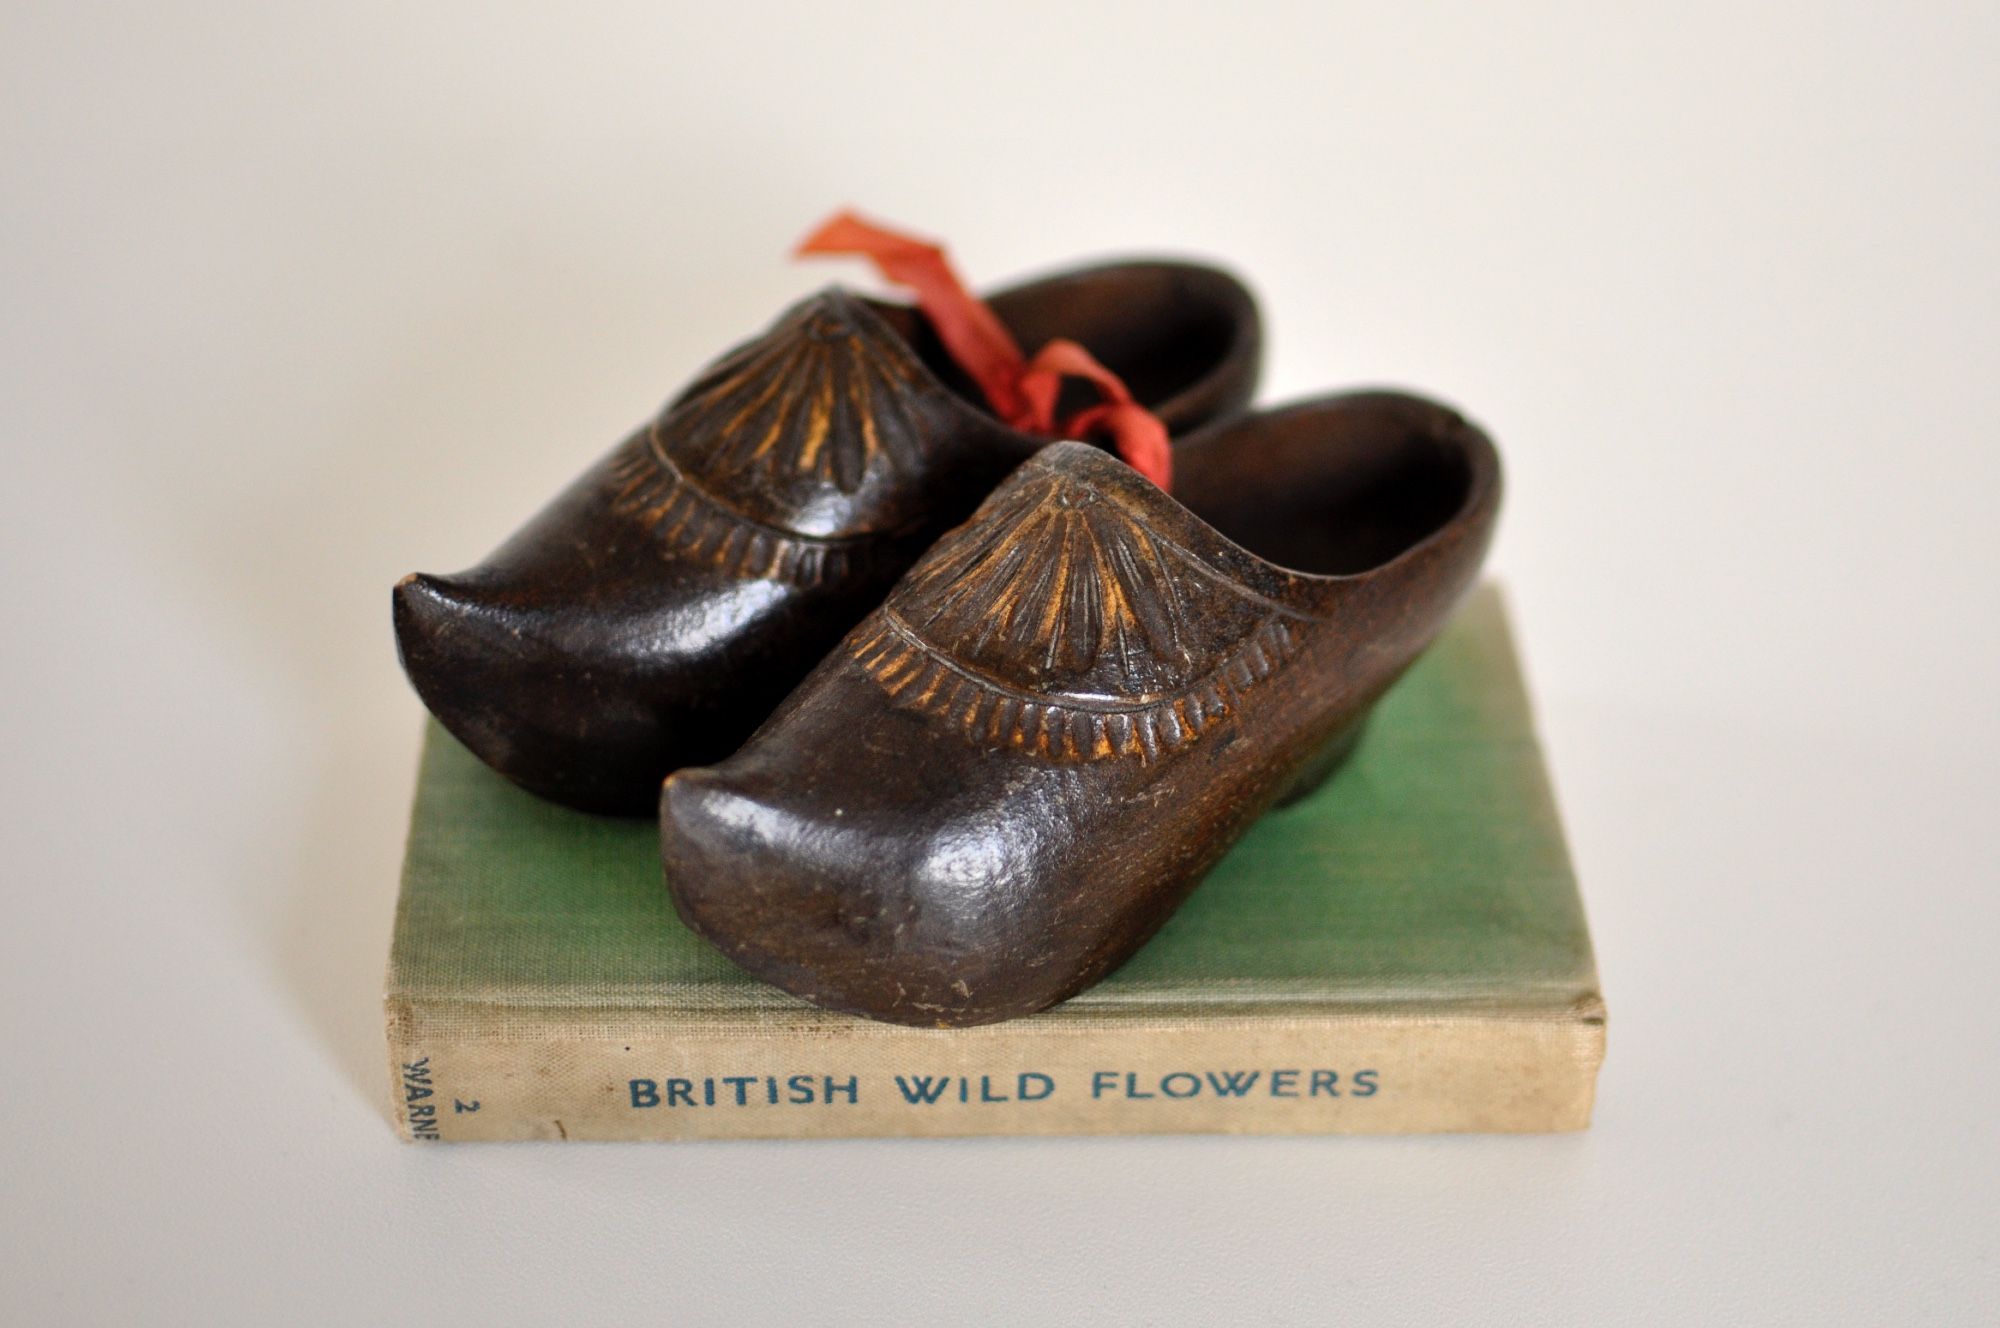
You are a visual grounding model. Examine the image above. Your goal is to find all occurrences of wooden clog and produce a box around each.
[660,392,1501,1026]
[394,262,1260,814]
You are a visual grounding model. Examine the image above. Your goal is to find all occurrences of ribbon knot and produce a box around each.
[796,210,1172,490]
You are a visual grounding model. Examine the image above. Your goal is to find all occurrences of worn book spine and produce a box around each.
[384,999,1606,1142]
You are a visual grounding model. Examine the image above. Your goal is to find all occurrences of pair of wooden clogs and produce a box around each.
[394,219,1499,1028]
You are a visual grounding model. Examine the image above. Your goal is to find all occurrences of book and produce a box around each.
[384,583,1604,1141]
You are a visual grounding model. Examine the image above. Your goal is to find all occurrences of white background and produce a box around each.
[4,3,1995,1323]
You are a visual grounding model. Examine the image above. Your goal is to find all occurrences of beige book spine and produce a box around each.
[385,997,1605,1142]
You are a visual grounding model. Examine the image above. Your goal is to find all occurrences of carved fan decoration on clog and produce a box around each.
[661,291,930,516]
[850,469,1300,763]
[602,292,933,587]
[601,214,1182,594]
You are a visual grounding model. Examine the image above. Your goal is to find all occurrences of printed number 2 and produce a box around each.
[454,1099,481,1113]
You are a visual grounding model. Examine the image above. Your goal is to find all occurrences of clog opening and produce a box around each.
[1181,400,1480,577]
[881,264,1250,424]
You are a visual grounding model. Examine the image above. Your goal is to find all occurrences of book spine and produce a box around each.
[385,999,1604,1141]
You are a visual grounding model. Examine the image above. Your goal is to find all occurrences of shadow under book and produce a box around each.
[385,584,1605,1142]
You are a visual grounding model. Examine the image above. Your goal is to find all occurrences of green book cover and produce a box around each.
[385,583,1604,1141]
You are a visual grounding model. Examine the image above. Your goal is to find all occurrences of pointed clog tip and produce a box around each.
[393,569,464,607]
[391,572,480,675]
[660,768,751,943]
[392,571,444,621]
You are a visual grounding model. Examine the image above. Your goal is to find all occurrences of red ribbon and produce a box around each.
[797,210,1172,490]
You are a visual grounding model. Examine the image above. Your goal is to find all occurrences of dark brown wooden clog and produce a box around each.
[660,391,1501,1026]
[394,262,1260,814]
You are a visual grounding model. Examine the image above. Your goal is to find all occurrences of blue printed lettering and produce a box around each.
[1206,1070,1261,1096]
[895,1075,950,1104]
